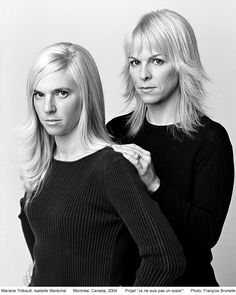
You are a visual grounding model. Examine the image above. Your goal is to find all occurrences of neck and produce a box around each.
[54,131,91,161]
[146,88,180,126]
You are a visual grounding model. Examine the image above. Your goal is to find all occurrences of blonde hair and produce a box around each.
[21,42,111,199]
[122,9,209,137]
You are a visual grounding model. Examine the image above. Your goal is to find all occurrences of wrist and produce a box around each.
[147,177,160,193]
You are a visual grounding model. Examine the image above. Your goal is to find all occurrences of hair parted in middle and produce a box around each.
[122,9,209,137]
[21,42,111,198]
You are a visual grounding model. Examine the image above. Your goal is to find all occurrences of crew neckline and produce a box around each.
[52,146,110,164]
[144,116,176,128]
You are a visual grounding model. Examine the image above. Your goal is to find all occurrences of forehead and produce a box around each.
[128,30,169,58]
[36,69,77,91]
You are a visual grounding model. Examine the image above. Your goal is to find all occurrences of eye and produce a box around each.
[55,90,69,98]
[33,91,44,100]
[129,59,140,67]
[152,58,164,65]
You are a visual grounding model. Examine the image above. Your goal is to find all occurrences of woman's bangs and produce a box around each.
[129,28,168,58]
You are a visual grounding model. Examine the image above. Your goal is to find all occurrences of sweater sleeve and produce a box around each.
[104,155,186,286]
[152,128,234,249]
[18,194,35,260]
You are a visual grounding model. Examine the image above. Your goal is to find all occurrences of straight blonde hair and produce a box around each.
[122,9,209,137]
[21,42,112,199]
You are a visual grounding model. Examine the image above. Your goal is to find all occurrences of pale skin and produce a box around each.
[34,69,98,161]
[112,143,160,192]
[112,46,181,192]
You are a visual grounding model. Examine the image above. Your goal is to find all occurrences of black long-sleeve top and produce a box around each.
[107,114,234,286]
[19,147,186,286]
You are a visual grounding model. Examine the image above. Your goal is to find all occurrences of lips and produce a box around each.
[44,119,61,126]
[139,87,156,93]
[44,119,61,122]
[139,87,156,89]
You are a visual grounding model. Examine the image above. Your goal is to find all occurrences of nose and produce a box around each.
[140,64,152,81]
[44,94,56,114]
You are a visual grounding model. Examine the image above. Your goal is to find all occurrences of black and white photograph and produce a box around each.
[0,0,235,290]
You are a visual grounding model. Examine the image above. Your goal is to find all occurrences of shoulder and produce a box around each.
[193,117,234,181]
[106,113,132,142]
[106,112,132,128]
[198,116,232,148]
[98,146,133,166]
[97,146,123,162]
[192,116,234,165]
[97,146,138,176]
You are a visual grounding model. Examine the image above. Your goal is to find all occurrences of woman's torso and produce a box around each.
[24,147,138,286]
[107,113,234,286]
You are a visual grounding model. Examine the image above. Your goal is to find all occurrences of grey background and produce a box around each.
[0,0,235,286]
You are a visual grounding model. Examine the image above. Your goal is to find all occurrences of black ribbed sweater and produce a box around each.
[19,147,186,286]
[107,114,234,286]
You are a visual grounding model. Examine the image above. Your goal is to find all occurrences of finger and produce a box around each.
[122,150,151,176]
[112,145,140,163]
[122,147,151,167]
[111,144,124,152]
[112,144,145,157]
[125,144,151,157]
[112,144,151,168]
[122,145,151,163]
[112,145,139,159]
[114,149,150,173]
[111,144,130,153]
[123,152,143,170]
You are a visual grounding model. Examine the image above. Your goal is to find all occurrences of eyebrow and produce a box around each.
[33,87,72,93]
[33,90,44,95]
[54,87,72,92]
[128,54,164,60]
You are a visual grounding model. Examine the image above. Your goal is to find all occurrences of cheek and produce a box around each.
[162,70,179,89]
[129,70,138,84]
[33,102,42,119]
[65,100,81,121]
[171,72,179,89]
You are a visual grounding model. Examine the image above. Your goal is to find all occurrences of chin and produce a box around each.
[44,127,63,137]
[140,95,162,105]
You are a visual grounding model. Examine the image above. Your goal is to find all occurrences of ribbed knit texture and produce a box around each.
[107,114,234,286]
[19,147,186,286]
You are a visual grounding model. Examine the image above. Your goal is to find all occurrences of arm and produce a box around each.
[152,136,234,248]
[105,155,186,286]
[18,194,35,260]
[113,134,234,248]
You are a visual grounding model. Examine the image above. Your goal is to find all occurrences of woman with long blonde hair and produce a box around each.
[19,42,185,286]
[107,9,234,286]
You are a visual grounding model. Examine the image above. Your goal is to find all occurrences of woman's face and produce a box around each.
[33,69,82,138]
[129,46,180,107]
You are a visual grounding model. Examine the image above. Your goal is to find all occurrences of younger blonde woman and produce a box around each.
[19,42,185,286]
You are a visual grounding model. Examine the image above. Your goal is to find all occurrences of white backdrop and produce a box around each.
[1,0,235,286]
